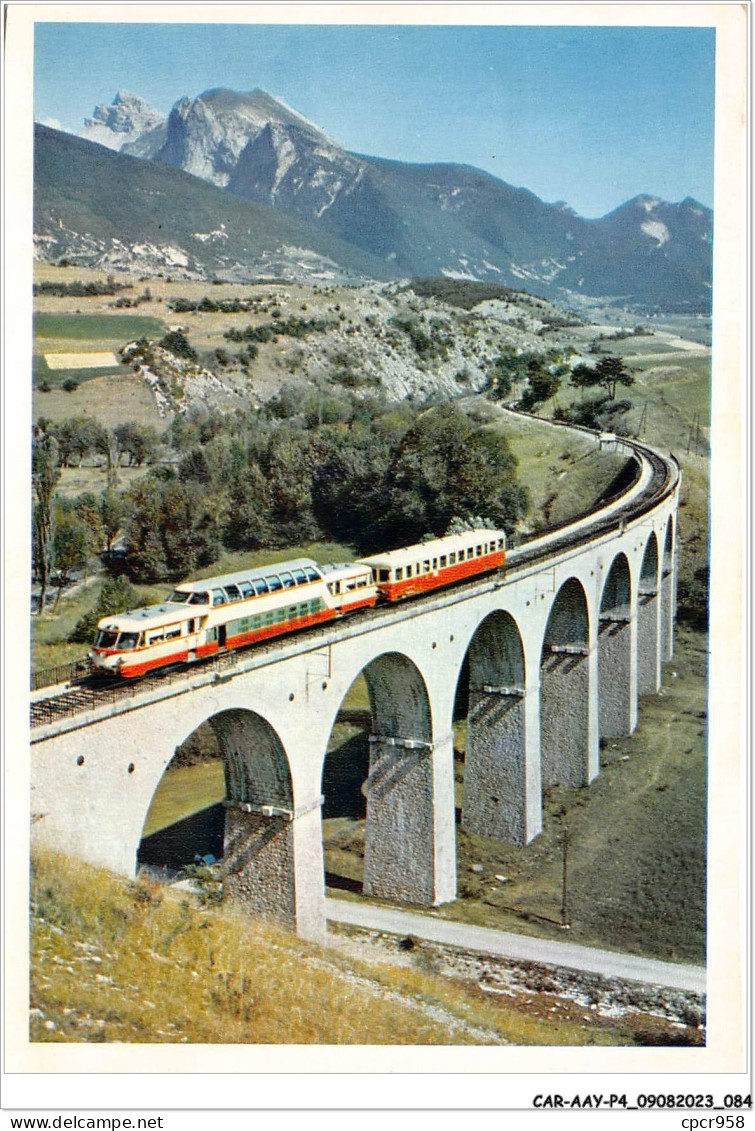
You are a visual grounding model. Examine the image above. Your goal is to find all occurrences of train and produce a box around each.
[89,528,507,678]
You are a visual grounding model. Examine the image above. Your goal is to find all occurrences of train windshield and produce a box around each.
[95,630,118,649]
[169,590,191,603]
[118,633,140,650]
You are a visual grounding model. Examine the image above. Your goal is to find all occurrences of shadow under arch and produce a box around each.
[321,651,443,905]
[598,552,635,739]
[540,577,592,788]
[139,707,298,928]
[458,609,529,843]
[638,531,661,694]
[661,515,676,661]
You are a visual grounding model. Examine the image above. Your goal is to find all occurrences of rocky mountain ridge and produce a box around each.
[42,87,714,309]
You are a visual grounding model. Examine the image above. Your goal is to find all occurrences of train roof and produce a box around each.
[172,558,322,593]
[358,529,505,568]
[98,603,187,632]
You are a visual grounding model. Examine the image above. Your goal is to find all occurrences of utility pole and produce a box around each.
[560,826,571,930]
[637,401,648,438]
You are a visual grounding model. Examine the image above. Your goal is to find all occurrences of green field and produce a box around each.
[33,353,123,389]
[34,312,165,341]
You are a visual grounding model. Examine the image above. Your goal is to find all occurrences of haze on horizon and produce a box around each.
[34,21,715,219]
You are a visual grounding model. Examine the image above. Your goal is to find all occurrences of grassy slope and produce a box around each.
[31,849,622,1046]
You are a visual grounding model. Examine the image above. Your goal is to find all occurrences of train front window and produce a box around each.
[169,590,191,603]
[189,592,209,605]
[95,630,118,649]
[117,632,139,651]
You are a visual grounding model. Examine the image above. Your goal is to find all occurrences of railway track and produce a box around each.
[30,436,678,731]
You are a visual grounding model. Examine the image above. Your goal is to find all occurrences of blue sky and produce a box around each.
[34,21,715,218]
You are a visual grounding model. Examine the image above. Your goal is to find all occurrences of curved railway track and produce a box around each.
[31,435,679,731]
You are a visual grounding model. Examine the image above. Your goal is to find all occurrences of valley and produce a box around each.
[28,194,711,1047]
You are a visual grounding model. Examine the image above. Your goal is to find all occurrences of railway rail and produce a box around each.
[30,434,679,731]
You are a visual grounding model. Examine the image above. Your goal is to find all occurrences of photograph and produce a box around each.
[3,0,749,1114]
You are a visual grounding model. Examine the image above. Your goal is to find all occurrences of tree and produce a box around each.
[159,329,197,361]
[114,422,159,467]
[594,355,634,399]
[69,576,139,643]
[518,360,561,411]
[52,505,92,606]
[570,355,634,400]
[32,429,60,614]
[53,416,107,467]
[375,404,527,548]
[99,488,124,555]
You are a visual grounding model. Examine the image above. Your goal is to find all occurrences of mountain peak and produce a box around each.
[82,91,165,151]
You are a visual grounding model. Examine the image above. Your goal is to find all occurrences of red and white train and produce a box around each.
[90,529,506,678]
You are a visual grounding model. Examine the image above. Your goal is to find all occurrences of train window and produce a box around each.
[189,592,209,605]
[95,630,118,649]
[267,575,283,592]
[239,581,254,599]
[293,569,307,585]
[280,572,295,589]
[253,579,269,596]
[432,558,438,570]
[378,569,390,582]
[165,627,181,641]
[146,631,164,646]
[356,577,367,588]
[117,632,138,650]
[224,585,241,602]
[395,568,404,581]
[499,538,505,550]
[298,603,309,616]
[169,590,191,603]
[449,553,456,565]
[440,556,447,568]
[476,545,483,556]
[305,567,320,582]
[212,590,226,606]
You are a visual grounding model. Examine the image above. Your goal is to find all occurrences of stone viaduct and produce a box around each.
[30,436,680,943]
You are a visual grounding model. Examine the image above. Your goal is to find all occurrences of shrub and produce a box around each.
[69,577,139,643]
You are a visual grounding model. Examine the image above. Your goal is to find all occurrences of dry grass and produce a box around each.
[34,372,163,430]
[30,848,618,1045]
